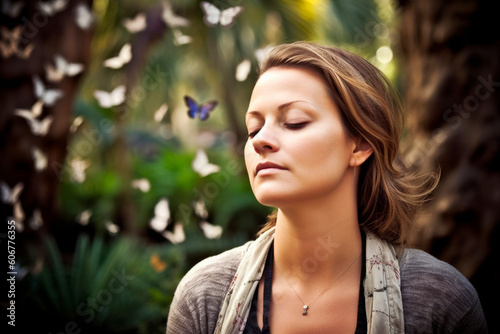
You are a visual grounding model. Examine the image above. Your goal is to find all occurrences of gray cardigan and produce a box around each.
[166,243,487,333]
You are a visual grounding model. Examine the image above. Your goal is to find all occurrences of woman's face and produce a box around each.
[244,67,357,208]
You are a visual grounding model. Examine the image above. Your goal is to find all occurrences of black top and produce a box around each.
[244,232,367,333]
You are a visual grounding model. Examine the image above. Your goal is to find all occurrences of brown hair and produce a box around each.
[256,41,438,246]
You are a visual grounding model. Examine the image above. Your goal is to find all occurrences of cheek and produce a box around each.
[296,131,351,171]
[243,140,255,177]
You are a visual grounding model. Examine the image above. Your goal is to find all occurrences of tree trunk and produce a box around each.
[399,0,499,331]
[0,0,94,248]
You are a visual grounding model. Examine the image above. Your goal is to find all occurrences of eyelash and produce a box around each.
[285,122,308,130]
[248,130,258,138]
[247,122,308,138]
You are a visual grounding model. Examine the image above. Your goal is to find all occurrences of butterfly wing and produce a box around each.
[14,109,34,121]
[192,150,220,177]
[103,43,131,69]
[65,62,84,76]
[32,147,48,171]
[17,43,34,59]
[123,13,146,33]
[0,40,14,58]
[110,85,126,106]
[53,0,68,13]
[37,0,67,16]
[173,29,192,45]
[0,182,12,204]
[162,222,185,244]
[0,182,23,204]
[198,100,217,121]
[55,54,84,76]
[94,85,125,108]
[42,88,64,107]
[46,63,64,82]
[162,0,190,28]
[192,149,209,174]
[235,59,251,82]
[2,0,25,18]
[219,6,244,28]
[28,115,53,136]
[33,75,63,106]
[74,3,95,30]
[13,201,25,225]
[200,2,221,27]
[154,103,168,122]
[33,75,44,99]
[31,100,44,117]
[94,90,111,108]
[184,95,200,119]
[154,198,170,222]
[200,221,223,239]
[70,158,90,183]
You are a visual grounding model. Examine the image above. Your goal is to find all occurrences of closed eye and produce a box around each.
[248,129,260,138]
[285,122,308,130]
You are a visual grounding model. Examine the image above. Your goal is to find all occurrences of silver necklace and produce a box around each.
[280,254,361,316]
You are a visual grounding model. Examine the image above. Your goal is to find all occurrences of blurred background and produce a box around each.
[0,0,498,333]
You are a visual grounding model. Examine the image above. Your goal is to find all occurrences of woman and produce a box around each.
[166,42,487,333]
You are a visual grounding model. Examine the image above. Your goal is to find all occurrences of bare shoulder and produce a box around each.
[399,248,488,333]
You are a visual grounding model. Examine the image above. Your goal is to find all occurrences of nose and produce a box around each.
[251,126,279,154]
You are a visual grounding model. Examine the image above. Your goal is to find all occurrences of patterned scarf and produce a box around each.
[214,227,404,334]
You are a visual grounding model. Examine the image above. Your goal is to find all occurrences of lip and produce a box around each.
[255,161,287,175]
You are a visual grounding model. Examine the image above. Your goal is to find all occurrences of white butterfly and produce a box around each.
[192,199,208,219]
[29,208,43,230]
[0,26,34,59]
[123,13,147,33]
[235,59,251,82]
[105,221,120,234]
[69,116,84,133]
[93,85,126,108]
[1,0,24,18]
[131,178,150,192]
[149,198,170,232]
[154,103,168,122]
[200,221,223,239]
[162,0,189,28]
[200,2,244,28]
[14,99,44,120]
[32,116,53,136]
[255,45,274,64]
[32,146,48,171]
[37,0,68,16]
[70,158,90,183]
[74,3,95,30]
[33,76,64,107]
[14,103,53,136]
[103,43,132,69]
[76,209,92,226]
[0,181,23,205]
[172,29,192,46]
[161,222,185,244]
[45,54,85,82]
[12,201,25,231]
[192,149,220,177]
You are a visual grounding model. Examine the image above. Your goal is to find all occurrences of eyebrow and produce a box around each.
[246,100,312,118]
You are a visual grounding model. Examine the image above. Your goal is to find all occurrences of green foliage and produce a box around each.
[19,234,186,334]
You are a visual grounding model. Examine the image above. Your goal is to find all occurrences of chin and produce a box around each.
[254,190,300,208]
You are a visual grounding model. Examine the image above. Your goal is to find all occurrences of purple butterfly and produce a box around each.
[184,95,218,121]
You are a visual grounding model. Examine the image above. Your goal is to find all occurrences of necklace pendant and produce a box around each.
[302,305,308,315]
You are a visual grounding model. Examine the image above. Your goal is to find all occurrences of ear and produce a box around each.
[350,137,373,167]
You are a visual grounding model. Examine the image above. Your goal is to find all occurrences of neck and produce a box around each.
[273,190,362,285]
